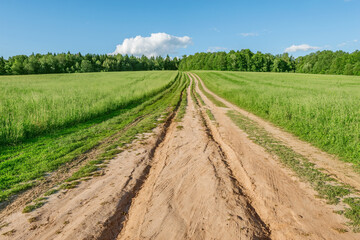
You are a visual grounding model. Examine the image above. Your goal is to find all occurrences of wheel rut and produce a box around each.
[117,76,270,239]
[191,72,360,240]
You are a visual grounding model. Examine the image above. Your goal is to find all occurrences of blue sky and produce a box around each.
[1,0,359,58]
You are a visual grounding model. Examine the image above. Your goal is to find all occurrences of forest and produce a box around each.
[0,53,179,75]
[179,50,360,76]
[1,49,360,76]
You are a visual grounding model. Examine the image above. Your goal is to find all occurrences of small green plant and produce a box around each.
[44,189,59,196]
[60,181,80,190]
[28,216,38,223]
[23,201,46,213]
[206,109,215,121]
[176,125,184,130]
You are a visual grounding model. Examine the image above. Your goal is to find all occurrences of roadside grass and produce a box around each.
[57,71,187,186]
[19,72,187,212]
[175,73,189,122]
[189,75,197,105]
[195,71,360,170]
[193,80,205,106]
[0,72,180,204]
[227,110,360,231]
[188,73,216,122]
[196,75,227,108]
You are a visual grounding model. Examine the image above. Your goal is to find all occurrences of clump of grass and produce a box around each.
[194,88,206,106]
[23,201,46,213]
[44,189,59,196]
[333,228,348,233]
[60,181,80,190]
[66,164,99,182]
[28,216,39,223]
[343,197,360,232]
[206,109,215,121]
[227,110,359,229]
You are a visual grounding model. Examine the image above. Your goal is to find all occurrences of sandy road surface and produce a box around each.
[0,73,359,240]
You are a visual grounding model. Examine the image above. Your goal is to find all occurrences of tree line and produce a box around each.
[0,53,180,75]
[179,50,360,76]
[1,49,360,76]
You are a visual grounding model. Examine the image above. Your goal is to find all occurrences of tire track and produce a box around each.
[117,75,270,239]
[97,86,186,240]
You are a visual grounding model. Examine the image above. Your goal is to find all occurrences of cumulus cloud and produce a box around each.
[110,33,192,57]
[284,44,320,53]
[207,46,227,52]
[239,32,259,37]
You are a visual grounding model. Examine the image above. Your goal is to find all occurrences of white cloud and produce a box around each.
[111,33,192,57]
[207,46,227,52]
[284,44,320,53]
[239,32,259,37]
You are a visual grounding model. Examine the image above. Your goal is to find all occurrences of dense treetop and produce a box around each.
[1,49,360,76]
[179,50,360,76]
[0,53,179,75]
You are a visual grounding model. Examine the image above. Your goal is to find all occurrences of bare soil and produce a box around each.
[0,73,359,240]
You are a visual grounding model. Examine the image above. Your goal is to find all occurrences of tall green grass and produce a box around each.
[0,71,181,202]
[0,71,177,144]
[195,71,360,167]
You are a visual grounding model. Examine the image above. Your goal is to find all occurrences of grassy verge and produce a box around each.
[175,73,189,122]
[0,73,182,204]
[196,76,227,108]
[19,73,187,213]
[195,71,360,170]
[227,110,360,231]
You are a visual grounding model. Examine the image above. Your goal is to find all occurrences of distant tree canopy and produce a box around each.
[179,50,295,72]
[179,50,360,76]
[1,49,360,76]
[0,53,179,75]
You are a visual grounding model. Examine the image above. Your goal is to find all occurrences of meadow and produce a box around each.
[0,71,177,145]
[0,71,184,203]
[196,71,360,168]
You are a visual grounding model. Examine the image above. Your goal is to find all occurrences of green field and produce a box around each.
[0,71,186,203]
[196,71,360,168]
[0,71,177,145]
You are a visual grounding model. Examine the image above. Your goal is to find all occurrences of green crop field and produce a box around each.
[0,71,177,145]
[196,71,360,168]
[0,71,186,203]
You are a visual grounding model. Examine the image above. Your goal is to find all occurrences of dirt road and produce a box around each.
[1,73,359,240]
